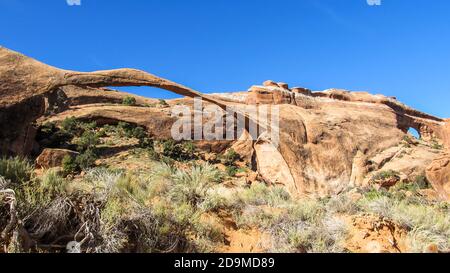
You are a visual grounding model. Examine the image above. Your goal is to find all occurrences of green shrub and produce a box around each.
[413,175,431,189]
[158,140,196,161]
[357,191,450,252]
[233,197,348,253]
[371,170,400,181]
[198,193,228,212]
[392,174,431,192]
[225,166,239,177]
[85,165,223,253]
[237,183,291,207]
[220,149,240,166]
[402,135,412,143]
[326,193,360,214]
[75,130,100,152]
[39,122,57,135]
[115,122,147,139]
[122,96,137,106]
[0,157,34,186]
[182,141,196,157]
[161,139,180,158]
[75,149,98,170]
[131,126,146,139]
[168,164,223,206]
[361,187,391,201]
[39,169,67,197]
[62,155,79,174]
[158,99,169,107]
[60,116,78,133]
[431,141,443,150]
[79,121,97,132]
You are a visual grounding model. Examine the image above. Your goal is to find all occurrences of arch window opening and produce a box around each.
[407,127,420,139]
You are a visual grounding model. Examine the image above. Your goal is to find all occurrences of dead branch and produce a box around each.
[0,189,18,241]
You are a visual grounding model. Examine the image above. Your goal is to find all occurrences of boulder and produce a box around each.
[229,130,254,164]
[263,80,278,88]
[277,82,289,90]
[246,86,293,105]
[254,133,297,194]
[291,87,312,96]
[36,148,79,169]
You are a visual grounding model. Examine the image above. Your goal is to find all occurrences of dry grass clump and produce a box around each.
[0,156,226,253]
[1,154,448,253]
[80,163,225,253]
[357,187,450,252]
[229,183,349,253]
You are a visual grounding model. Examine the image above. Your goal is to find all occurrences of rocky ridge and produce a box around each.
[0,46,449,200]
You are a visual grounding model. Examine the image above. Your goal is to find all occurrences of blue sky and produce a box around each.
[1,0,449,118]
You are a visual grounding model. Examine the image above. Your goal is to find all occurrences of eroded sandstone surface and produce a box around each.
[1,46,449,200]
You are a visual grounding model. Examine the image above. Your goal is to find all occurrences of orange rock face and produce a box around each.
[36,148,79,169]
[426,152,450,201]
[1,47,449,198]
[0,47,227,155]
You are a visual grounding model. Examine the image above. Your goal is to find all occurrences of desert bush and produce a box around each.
[27,196,74,239]
[402,135,414,144]
[62,155,79,174]
[225,165,238,177]
[0,157,34,186]
[61,116,78,134]
[361,186,391,201]
[2,161,228,253]
[157,139,197,161]
[371,170,400,182]
[358,188,450,252]
[325,193,360,214]
[40,169,67,197]
[79,121,98,132]
[237,183,290,207]
[112,122,152,147]
[39,121,58,135]
[234,197,348,253]
[168,164,222,206]
[0,176,9,189]
[116,122,134,136]
[159,99,169,107]
[160,139,182,160]
[392,174,431,193]
[182,141,196,157]
[75,130,100,152]
[220,149,240,166]
[85,164,224,253]
[75,149,98,170]
[198,193,228,212]
[85,168,124,189]
[431,140,443,150]
[229,184,355,253]
[37,120,81,150]
[122,96,137,106]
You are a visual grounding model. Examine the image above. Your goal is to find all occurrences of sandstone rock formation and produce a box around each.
[426,152,450,201]
[0,46,227,155]
[1,46,449,199]
[242,82,449,196]
[36,148,79,169]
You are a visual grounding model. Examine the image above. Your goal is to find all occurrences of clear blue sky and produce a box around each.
[1,0,449,118]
